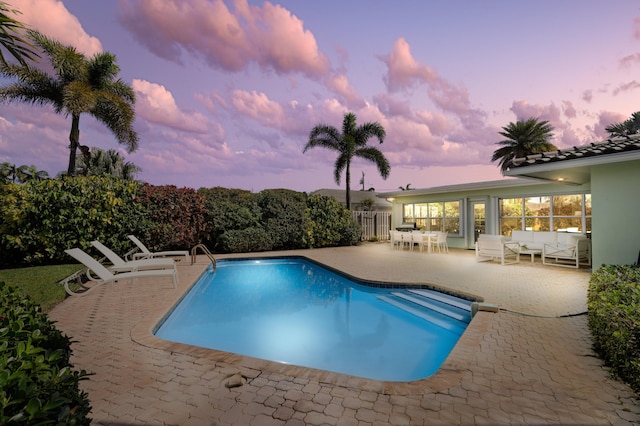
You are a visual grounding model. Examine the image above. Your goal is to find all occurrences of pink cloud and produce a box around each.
[612,80,640,96]
[380,37,490,149]
[373,93,412,118]
[562,101,577,119]
[118,0,330,79]
[238,0,331,78]
[132,79,210,133]
[510,100,564,129]
[324,73,364,107]
[381,38,437,92]
[619,53,640,68]
[592,111,627,138]
[634,17,640,39]
[230,90,285,128]
[582,90,593,103]
[118,0,249,70]
[12,0,102,56]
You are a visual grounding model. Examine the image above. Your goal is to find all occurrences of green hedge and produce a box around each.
[587,265,640,392]
[305,194,361,247]
[0,281,91,424]
[0,177,149,266]
[0,179,362,265]
[136,184,207,251]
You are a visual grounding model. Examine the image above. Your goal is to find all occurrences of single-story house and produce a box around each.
[310,188,393,212]
[379,134,640,268]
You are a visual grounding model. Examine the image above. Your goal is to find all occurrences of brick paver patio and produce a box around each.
[49,243,640,425]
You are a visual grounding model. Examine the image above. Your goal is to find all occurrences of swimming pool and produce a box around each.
[155,257,473,382]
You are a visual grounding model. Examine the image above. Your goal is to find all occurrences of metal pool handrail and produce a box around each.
[190,244,216,270]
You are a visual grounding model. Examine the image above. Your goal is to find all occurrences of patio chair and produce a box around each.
[389,230,405,250]
[90,240,176,273]
[64,248,178,296]
[432,232,449,253]
[475,234,519,265]
[127,235,189,262]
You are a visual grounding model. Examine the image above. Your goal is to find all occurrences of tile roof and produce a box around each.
[509,134,640,168]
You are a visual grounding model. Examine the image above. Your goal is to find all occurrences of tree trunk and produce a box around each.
[67,114,80,176]
[345,161,351,210]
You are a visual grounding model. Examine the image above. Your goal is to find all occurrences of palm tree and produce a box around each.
[16,164,48,182]
[0,1,39,66]
[0,30,138,176]
[76,147,141,180]
[0,161,17,183]
[304,112,390,209]
[605,111,640,137]
[491,117,556,173]
[0,162,48,183]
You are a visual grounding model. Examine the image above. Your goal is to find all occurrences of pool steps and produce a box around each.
[377,289,473,325]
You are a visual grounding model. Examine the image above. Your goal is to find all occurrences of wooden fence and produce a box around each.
[352,211,392,241]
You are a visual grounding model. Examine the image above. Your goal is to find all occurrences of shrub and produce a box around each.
[305,195,361,248]
[0,281,91,424]
[218,227,273,253]
[587,265,640,392]
[0,177,148,266]
[197,187,260,251]
[257,189,308,250]
[136,184,207,251]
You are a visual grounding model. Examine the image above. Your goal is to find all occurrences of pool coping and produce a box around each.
[130,255,494,396]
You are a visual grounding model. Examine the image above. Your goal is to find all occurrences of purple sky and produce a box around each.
[1,0,639,192]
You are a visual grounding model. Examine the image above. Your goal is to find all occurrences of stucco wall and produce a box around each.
[591,160,640,267]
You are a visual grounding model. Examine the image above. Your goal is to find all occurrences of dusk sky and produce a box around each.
[1,0,639,192]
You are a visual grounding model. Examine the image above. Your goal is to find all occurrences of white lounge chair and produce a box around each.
[127,235,189,262]
[90,240,176,273]
[64,248,178,296]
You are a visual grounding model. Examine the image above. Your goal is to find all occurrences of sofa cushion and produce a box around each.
[557,233,586,246]
[511,230,533,243]
[532,232,557,244]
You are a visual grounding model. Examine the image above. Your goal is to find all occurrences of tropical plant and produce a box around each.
[0,1,39,66]
[303,112,390,209]
[491,117,556,173]
[0,162,48,183]
[0,30,138,176]
[0,161,17,183]
[0,176,149,266]
[605,111,640,137]
[75,147,141,180]
[16,164,48,182]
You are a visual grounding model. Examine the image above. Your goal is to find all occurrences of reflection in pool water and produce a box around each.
[155,257,472,382]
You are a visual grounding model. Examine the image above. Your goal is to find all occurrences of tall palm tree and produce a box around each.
[304,112,390,209]
[76,147,141,180]
[0,1,39,66]
[605,111,640,137]
[0,30,138,176]
[491,117,556,173]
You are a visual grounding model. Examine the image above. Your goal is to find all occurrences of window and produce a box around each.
[499,193,591,235]
[403,201,461,235]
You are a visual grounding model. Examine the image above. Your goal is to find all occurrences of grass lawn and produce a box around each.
[0,264,84,313]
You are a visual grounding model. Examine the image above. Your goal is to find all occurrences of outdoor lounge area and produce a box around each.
[47,243,640,425]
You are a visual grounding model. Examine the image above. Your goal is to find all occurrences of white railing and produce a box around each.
[352,211,392,241]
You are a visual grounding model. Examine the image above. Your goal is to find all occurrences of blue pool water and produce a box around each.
[155,257,473,382]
